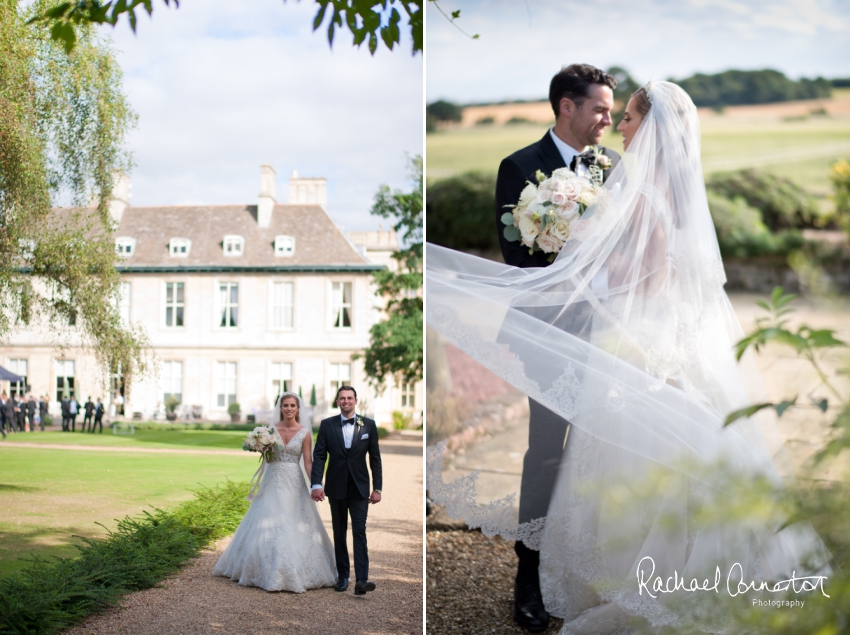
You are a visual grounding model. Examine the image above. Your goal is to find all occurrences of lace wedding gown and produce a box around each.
[426,82,830,634]
[212,427,336,592]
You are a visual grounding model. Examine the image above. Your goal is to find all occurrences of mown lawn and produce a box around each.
[1,427,250,451]
[0,442,258,578]
[426,110,850,199]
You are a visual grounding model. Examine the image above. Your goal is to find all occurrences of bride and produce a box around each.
[213,392,336,592]
[427,81,829,633]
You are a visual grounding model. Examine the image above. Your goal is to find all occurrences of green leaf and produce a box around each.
[725,403,775,426]
[50,21,77,54]
[501,212,515,226]
[451,10,461,18]
[503,226,520,242]
[811,398,828,413]
[368,32,378,54]
[805,329,847,349]
[774,398,797,417]
[313,3,327,31]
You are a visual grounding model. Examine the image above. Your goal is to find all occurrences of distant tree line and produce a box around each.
[672,69,831,108]
[427,69,845,133]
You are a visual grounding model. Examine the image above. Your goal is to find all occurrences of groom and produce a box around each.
[495,63,620,632]
[310,385,383,595]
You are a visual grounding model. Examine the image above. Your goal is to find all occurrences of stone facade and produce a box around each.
[1,167,422,428]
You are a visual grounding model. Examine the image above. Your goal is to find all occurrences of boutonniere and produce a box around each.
[355,415,365,428]
[596,153,612,169]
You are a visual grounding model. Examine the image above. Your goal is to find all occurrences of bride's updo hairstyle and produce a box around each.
[630,86,652,117]
[277,391,301,423]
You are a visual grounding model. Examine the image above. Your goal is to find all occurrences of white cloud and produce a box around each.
[426,0,850,104]
[110,0,423,231]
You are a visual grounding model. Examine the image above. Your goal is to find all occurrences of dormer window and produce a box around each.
[169,238,191,257]
[223,235,244,256]
[274,235,295,257]
[115,237,136,256]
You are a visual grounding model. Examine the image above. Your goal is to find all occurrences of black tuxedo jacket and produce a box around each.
[496,131,620,268]
[311,414,383,500]
[61,399,70,416]
[84,401,95,415]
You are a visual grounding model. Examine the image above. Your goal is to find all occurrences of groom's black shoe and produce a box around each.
[513,579,549,632]
[334,577,349,592]
[354,580,376,595]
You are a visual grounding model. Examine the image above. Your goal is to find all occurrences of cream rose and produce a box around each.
[549,219,571,242]
[518,216,539,247]
[536,231,563,253]
[518,183,537,208]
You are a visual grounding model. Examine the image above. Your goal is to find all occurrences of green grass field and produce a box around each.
[0,432,259,578]
[427,109,850,199]
[1,427,250,450]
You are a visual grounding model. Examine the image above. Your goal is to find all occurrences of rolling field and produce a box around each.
[427,91,850,198]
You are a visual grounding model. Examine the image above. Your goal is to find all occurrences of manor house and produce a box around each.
[1,166,421,427]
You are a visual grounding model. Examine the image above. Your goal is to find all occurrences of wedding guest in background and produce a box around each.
[15,396,25,432]
[61,396,71,431]
[39,396,48,431]
[92,398,105,433]
[83,396,95,432]
[69,395,79,432]
[26,395,36,432]
[0,393,8,438]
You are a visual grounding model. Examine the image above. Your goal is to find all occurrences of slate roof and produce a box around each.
[114,204,377,271]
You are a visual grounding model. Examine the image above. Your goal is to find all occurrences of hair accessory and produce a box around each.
[644,80,654,103]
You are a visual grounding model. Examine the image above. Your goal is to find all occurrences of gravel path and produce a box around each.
[64,445,423,635]
[427,530,562,635]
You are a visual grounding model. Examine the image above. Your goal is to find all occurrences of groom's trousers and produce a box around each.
[328,473,370,581]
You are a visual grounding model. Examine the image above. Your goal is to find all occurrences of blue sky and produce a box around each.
[426,0,850,103]
[109,0,423,231]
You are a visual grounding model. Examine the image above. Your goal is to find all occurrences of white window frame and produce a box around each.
[270,362,293,405]
[54,359,75,401]
[115,237,136,256]
[271,280,294,330]
[330,281,353,330]
[274,235,296,257]
[161,360,184,404]
[328,362,351,405]
[223,235,244,257]
[169,238,191,257]
[215,361,237,408]
[400,382,416,409]
[164,281,185,328]
[118,282,131,326]
[217,281,239,329]
[8,358,28,397]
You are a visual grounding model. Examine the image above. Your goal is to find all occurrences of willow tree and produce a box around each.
[0,0,148,391]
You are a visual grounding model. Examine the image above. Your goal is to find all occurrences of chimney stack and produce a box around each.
[109,171,131,226]
[289,171,327,208]
[258,164,276,227]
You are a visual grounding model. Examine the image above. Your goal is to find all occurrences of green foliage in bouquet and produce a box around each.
[0,480,250,635]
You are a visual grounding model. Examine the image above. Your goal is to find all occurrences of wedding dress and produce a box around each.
[212,427,337,592]
[426,81,829,633]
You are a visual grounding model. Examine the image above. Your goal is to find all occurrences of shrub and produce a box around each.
[505,116,531,125]
[0,481,250,635]
[426,172,500,255]
[164,395,180,413]
[829,158,850,235]
[706,169,822,231]
[392,410,412,430]
[475,116,495,125]
[226,402,240,415]
[426,100,462,123]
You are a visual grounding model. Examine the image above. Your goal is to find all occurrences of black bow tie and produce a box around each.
[341,418,355,425]
[571,149,598,170]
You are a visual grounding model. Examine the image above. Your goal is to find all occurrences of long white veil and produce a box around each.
[426,81,826,604]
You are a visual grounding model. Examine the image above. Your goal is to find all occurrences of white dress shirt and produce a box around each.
[548,128,589,178]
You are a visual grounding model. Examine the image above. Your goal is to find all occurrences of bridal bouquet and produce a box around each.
[501,167,600,259]
[243,425,281,462]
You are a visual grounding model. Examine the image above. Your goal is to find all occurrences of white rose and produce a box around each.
[536,231,563,253]
[527,201,547,219]
[551,167,574,179]
[551,191,567,206]
[518,216,539,247]
[570,217,597,241]
[579,186,597,206]
[518,183,537,208]
[557,200,580,221]
[549,220,571,242]
[536,188,552,203]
